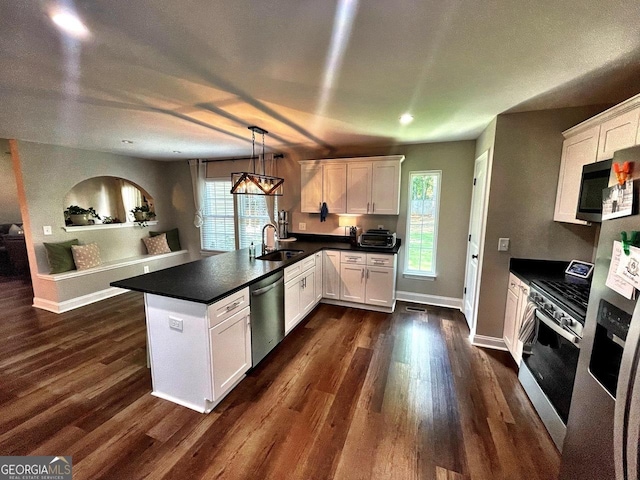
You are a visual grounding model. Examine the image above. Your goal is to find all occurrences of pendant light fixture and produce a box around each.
[230,126,284,196]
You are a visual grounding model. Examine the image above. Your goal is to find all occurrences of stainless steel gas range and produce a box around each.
[518,278,590,451]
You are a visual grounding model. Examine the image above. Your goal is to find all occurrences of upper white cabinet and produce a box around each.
[596,107,640,161]
[553,126,599,225]
[555,93,640,224]
[300,156,403,216]
[346,160,402,215]
[300,163,347,214]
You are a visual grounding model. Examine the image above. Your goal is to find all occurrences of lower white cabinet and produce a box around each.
[145,288,251,413]
[502,273,529,366]
[284,259,316,334]
[341,263,366,302]
[323,250,341,299]
[365,266,395,307]
[337,252,397,309]
[315,251,323,303]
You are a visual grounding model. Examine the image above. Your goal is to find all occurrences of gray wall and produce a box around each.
[474,106,606,339]
[13,140,187,300]
[0,139,21,223]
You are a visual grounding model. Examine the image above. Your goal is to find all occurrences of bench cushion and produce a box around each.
[143,233,171,255]
[150,228,181,252]
[71,243,102,270]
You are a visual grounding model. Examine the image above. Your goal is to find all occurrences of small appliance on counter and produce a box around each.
[277,210,289,240]
[358,229,397,248]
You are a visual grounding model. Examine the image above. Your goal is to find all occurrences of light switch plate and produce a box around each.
[43,225,52,235]
[498,238,510,251]
[299,222,306,231]
[143,265,150,273]
[169,316,183,331]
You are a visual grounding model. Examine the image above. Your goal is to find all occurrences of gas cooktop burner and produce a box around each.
[534,279,590,321]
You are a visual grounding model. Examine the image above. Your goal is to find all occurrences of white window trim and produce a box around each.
[403,170,441,277]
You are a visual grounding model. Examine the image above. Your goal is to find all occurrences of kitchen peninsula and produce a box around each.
[112,236,401,413]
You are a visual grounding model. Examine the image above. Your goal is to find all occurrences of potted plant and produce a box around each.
[64,205,101,226]
[130,205,156,223]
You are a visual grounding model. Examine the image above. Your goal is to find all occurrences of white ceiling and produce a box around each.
[2,0,640,160]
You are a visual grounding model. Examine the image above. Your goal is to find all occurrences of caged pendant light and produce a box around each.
[230,126,284,196]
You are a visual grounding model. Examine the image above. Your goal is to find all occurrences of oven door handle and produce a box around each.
[535,310,581,347]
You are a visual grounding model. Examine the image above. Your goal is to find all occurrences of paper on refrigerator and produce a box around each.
[607,241,636,299]
[614,242,640,297]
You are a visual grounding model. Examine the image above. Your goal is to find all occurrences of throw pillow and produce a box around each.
[149,228,181,251]
[8,224,22,235]
[143,233,171,255]
[44,239,80,274]
[71,243,102,270]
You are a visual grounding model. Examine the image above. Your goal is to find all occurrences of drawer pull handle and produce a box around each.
[225,301,240,311]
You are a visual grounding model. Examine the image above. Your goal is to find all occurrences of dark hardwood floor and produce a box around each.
[0,276,560,479]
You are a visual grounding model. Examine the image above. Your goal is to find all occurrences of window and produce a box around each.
[404,171,441,276]
[202,178,277,252]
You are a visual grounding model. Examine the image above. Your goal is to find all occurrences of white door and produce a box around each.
[463,150,489,330]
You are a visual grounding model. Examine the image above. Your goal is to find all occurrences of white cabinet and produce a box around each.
[323,250,341,299]
[596,107,640,161]
[209,307,251,400]
[338,252,396,308]
[284,258,316,334]
[300,156,403,215]
[314,251,323,303]
[346,160,402,215]
[145,287,251,413]
[502,274,529,366]
[554,126,599,225]
[300,163,347,214]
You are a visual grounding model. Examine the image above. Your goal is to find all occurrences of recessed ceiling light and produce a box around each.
[121,140,134,144]
[399,113,414,125]
[173,150,181,154]
[50,11,90,39]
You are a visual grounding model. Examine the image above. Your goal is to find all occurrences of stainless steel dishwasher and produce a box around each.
[250,270,285,366]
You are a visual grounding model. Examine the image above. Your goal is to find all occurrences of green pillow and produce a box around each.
[44,239,79,273]
[149,228,181,252]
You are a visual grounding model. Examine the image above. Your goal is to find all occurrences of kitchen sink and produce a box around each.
[256,249,304,261]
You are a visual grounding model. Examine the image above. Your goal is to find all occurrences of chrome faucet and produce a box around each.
[262,222,277,255]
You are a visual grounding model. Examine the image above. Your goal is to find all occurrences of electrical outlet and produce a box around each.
[43,225,52,235]
[169,317,183,331]
[498,238,510,251]
[143,265,150,273]
[377,225,384,229]
[299,222,306,231]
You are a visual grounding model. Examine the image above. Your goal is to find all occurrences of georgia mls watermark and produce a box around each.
[0,456,72,480]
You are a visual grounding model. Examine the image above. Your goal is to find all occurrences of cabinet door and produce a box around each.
[340,264,365,303]
[371,161,401,215]
[346,163,372,214]
[323,164,347,214]
[597,108,640,161]
[315,252,323,303]
[209,307,251,400]
[300,269,316,314]
[284,277,302,334]
[301,163,323,213]
[503,287,519,356]
[323,250,341,299]
[365,266,395,307]
[554,126,599,224]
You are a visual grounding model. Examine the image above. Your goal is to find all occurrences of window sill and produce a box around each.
[403,273,436,281]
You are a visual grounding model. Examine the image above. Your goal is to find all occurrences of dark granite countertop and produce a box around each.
[111,236,402,305]
[509,258,572,285]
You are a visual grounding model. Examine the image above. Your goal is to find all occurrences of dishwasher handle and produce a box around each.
[252,281,281,297]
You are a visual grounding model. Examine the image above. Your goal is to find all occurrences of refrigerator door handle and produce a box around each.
[614,299,640,480]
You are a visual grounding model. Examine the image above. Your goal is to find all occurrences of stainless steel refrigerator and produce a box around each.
[560,145,640,480]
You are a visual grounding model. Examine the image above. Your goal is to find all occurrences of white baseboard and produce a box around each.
[470,334,508,351]
[33,287,128,314]
[320,298,395,313]
[395,290,463,311]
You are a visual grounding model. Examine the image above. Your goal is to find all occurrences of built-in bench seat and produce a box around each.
[34,250,190,313]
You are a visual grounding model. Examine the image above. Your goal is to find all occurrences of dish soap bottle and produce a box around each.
[249,242,255,259]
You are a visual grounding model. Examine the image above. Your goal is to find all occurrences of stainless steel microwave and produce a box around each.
[576,159,612,222]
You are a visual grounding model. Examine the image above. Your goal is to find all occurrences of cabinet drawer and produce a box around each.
[341,252,366,265]
[366,253,394,267]
[208,287,249,328]
[284,262,303,283]
[508,273,521,296]
[301,255,315,272]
